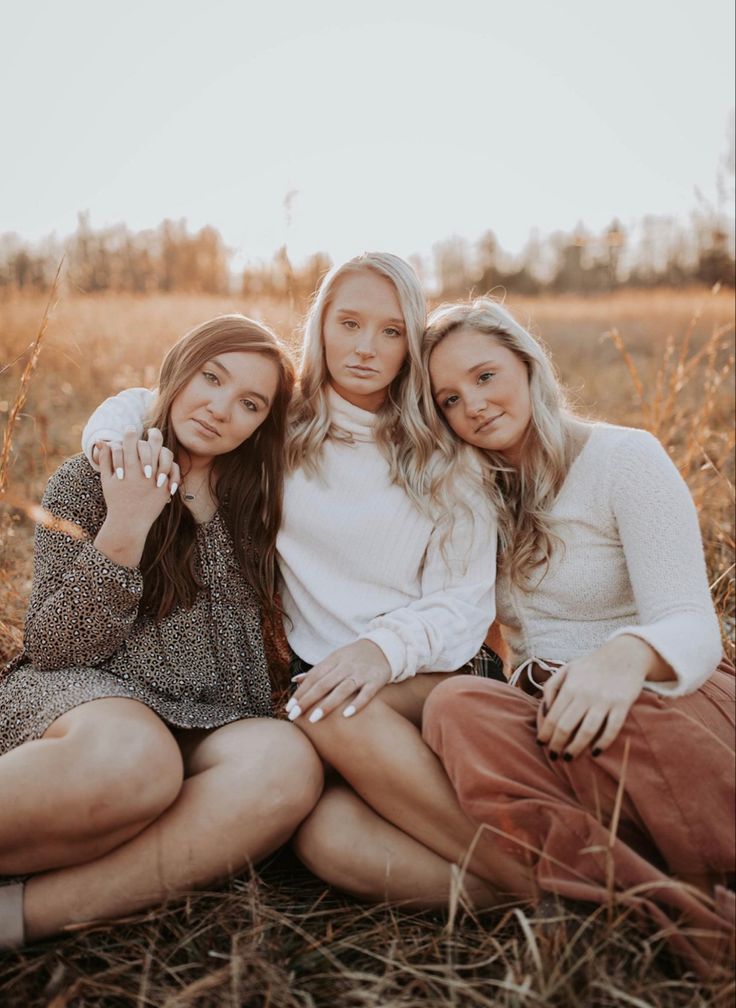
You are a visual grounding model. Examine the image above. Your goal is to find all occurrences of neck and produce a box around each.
[328,379,387,414]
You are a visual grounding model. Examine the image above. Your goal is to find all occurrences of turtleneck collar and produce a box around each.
[327,385,378,443]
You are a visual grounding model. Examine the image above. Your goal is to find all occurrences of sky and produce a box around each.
[1,0,734,267]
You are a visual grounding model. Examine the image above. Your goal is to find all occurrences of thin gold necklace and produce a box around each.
[182,472,210,502]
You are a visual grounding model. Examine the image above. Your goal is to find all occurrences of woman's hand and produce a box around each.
[94,430,180,568]
[93,427,178,492]
[536,636,671,760]
[286,640,392,724]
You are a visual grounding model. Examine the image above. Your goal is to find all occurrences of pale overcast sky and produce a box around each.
[1,0,733,265]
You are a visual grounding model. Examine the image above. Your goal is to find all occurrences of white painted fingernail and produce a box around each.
[342,705,356,718]
[144,465,152,479]
[288,705,301,721]
[285,697,296,712]
[156,473,167,488]
[116,468,125,480]
[290,673,306,683]
[308,708,324,724]
[170,482,178,496]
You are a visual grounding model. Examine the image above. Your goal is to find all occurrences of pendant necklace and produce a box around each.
[182,472,210,502]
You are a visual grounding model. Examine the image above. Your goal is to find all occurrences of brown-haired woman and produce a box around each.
[0,315,323,949]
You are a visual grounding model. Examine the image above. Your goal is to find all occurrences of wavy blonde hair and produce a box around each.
[421,297,579,587]
[286,252,444,508]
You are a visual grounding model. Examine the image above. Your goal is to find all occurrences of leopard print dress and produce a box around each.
[0,455,273,754]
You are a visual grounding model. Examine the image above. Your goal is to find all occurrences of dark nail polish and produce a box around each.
[563,752,573,762]
[592,748,602,757]
[535,738,544,746]
[549,751,558,761]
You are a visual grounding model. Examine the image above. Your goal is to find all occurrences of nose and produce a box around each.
[465,390,488,418]
[206,391,229,421]
[354,329,377,358]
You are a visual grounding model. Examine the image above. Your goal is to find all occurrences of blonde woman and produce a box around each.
[0,316,322,949]
[420,297,734,973]
[78,254,526,908]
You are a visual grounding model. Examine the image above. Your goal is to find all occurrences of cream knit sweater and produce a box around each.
[496,423,723,697]
[82,387,497,682]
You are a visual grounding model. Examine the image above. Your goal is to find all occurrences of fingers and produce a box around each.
[155,446,174,488]
[109,441,124,480]
[169,461,181,497]
[590,706,628,755]
[97,442,114,479]
[561,707,608,759]
[137,439,153,479]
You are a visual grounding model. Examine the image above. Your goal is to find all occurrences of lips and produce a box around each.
[192,417,220,437]
[475,413,504,434]
[347,365,379,376]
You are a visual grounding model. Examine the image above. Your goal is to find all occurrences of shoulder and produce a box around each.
[585,423,672,475]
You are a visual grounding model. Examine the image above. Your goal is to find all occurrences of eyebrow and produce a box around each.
[334,308,405,327]
[208,358,271,407]
[432,361,500,399]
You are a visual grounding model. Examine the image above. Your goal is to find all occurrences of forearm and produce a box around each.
[596,634,676,684]
[25,541,143,670]
[94,515,152,569]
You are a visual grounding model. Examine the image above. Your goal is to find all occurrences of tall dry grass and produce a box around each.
[0,284,734,1006]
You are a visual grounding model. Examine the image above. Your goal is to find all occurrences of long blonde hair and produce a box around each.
[422,297,579,587]
[285,252,441,508]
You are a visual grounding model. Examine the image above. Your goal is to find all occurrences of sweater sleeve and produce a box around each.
[605,430,722,696]
[81,387,157,467]
[359,489,496,682]
[23,456,144,671]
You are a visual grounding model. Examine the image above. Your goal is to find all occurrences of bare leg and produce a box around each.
[293,782,498,908]
[0,699,184,874]
[22,719,323,940]
[296,674,535,897]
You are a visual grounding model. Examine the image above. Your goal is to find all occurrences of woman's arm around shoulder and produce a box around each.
[81,387,156,468]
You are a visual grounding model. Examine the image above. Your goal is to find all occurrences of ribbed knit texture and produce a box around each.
[496,424,722,696]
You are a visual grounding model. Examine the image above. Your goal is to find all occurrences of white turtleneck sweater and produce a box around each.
[82,387,496,682]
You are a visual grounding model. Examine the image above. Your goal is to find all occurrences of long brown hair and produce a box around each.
[140,315,295,621]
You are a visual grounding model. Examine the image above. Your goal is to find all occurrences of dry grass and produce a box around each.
[0,285,734,1005]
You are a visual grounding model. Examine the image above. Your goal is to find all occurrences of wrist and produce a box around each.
[94,516,150,569]
[601,635,674,684]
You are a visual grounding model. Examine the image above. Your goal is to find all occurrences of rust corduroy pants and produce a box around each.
[423,662,735,974]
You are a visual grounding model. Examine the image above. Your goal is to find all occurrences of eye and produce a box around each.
[203,371,219,385]
[342,319,359,330]
[384,327,403,338]
[478,371,495,384]
[440,394,460,410]
[241,399,258,412]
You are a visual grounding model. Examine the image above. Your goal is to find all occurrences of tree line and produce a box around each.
[0,210,733,300]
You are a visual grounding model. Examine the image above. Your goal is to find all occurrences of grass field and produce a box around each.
[0,285,734,1006]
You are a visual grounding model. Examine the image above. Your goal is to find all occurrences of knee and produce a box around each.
[215,719,323,829]
[292,786,364,889]
[71,710,184,831]
[423,675,485,749]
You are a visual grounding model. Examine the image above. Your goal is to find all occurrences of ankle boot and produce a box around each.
[0,882,24,949]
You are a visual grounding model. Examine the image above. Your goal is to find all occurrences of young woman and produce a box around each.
[0,315,323,949]
[420,297,734,973]
[76,254,522,909]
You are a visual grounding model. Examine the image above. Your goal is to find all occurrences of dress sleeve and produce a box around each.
[359,488,496,682]
[81,387,157,468]
[605,430,722,696]
[23,456,144,671]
